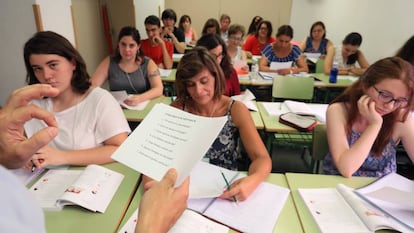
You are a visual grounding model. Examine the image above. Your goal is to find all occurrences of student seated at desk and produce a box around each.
[92,26,163,107]
[179,14,198,46]
[324,32,369,75]
[242,20,275,58]
[0,84,188,233]
[323,57,414,177]
[23,31,130,168]
[141,15,174,69]
[259,25,309,75]
[201,18,221,36]
[143,47,272,201]
[197,33,241,96]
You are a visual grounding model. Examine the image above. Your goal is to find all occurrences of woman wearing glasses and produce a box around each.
[242,20,275,58]
[323,57,414,177]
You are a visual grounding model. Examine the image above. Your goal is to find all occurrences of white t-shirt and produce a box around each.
[0,165,46,233]
[24,87,130,150]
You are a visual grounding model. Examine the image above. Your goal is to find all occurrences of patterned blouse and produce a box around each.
[204,100,240,170]
[323,129,397,177]
[262,43,302,63]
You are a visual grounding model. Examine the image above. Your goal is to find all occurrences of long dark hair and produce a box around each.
[343,32,363,65]
[24,31,91,94]
[396,35,414,65]
[331,57,414,156]
[196,33,234,78]
[114,26,144,63]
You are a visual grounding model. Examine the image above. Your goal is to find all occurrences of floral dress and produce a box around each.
[323,129,397,177]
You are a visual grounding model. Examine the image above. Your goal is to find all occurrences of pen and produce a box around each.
[31,160,36,172]
[220,170,238,204]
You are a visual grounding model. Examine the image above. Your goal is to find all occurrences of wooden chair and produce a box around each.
[268,76,315,158]
[311,124,329,173]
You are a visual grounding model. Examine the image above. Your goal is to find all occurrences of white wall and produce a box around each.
[0,0,37,106]
[290,0,414,63]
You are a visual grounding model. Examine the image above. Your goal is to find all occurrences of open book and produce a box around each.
[187,161,290,233]
[262,100,328,122]
[355,172,414,231]
[298,183,413,233]
[29,164,124,213]
[118,209,229,233]
[110,90,149,110]
[111,103,227,186]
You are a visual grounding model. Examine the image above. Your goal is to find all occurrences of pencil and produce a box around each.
[31,160,36,172]
[220,170,239,204]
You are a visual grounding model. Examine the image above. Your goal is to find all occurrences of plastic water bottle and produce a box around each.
[329,63,338,83]
[251,59,259,80]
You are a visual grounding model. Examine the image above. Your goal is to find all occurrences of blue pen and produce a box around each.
[220,170,239,204]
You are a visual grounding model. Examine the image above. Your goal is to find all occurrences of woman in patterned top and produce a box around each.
[142,47,271,201]
[323,57,414,177]
[259,25,308,75]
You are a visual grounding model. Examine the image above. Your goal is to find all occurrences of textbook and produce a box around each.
[29,164,124,212]
[187,161,290,233]
[118,209,229,233]
[298,181,414,233]
[111,103,227,186]
[262,100,328,122]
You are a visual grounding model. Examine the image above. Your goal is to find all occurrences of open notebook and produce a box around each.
[262,100,328,122]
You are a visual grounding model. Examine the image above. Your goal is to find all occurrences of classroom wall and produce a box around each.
[165,0,292,40]
[290,0,414,63]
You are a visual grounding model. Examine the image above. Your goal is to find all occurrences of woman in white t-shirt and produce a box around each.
[23,31,130,169]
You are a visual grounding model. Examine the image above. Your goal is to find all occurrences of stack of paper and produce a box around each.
[110,90,149,110]
[262,100,328,122]
[231,89,258,111]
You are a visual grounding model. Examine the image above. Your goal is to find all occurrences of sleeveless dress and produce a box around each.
[323,129,397,177]
[108,56,150,94]
[185,99,240,170]
[304,37,328,55]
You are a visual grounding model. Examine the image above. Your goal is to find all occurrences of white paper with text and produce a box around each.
[111,103,227,186]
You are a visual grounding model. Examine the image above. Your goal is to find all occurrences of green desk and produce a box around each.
[123,96,166,122]
[42,162,141,233]
[311,73,357,88]
[117,173,303,233]
[284,173,395,233]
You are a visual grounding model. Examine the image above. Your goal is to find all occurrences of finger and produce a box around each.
[6,84,59,109]
[13,105,58,128]
[160,168,178,188]
[16,127,58,157]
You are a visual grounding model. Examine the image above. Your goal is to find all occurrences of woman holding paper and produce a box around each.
[197,33,241,97]
[23,31,130,168]
[299,21,334,58]
[226,24,249,71]
[323,57,414,177]
[91,26,163,106]
[259,25,309,75]
[171,47,271,201]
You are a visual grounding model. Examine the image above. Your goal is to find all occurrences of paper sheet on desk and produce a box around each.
[338,75,359,82]
[304,52,321,64]
[110,91,149,110]
[262,101,328,122]
[159,68,173,77]
[270,61,293,70]
[231,89,258,111]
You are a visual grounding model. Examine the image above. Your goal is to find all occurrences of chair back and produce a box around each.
[311,124,329,173]
[315,59,325,73]
[272,76,314,101]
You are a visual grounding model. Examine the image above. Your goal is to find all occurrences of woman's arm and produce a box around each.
[91,57,110,87]
[327,98,382,177]
[191,28,198,44]
[395,113,414,164]
[31,132,128,167]
[299,37,307,52]
[324,46,335,75]
[350,50,369,76]
[220,101,271,201]
[124,59,164,106]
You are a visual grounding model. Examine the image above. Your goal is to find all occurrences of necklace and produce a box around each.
[209,101,217,117]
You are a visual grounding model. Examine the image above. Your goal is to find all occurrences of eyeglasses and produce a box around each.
[259,27,268,31]
[211,52,223,60]
[229,36,242,42]
[373,86,409,108]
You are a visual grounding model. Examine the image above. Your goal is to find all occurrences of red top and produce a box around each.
[140,39,174,66]
[242,35,276,55]
[225,68,241,97]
